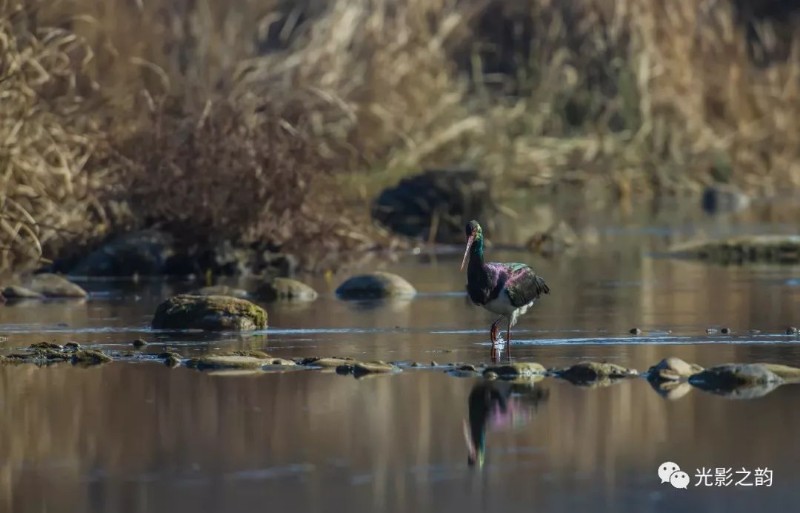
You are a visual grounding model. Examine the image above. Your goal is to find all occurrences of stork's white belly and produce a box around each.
[483,292,536,327]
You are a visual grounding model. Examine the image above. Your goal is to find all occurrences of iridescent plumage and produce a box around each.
[461,220,550,359]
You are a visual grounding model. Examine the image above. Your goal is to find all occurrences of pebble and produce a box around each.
[132,338,149,348]
[629,328,642,335]
[721,327,732,334]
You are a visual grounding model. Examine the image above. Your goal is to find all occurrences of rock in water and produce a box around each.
[647,357,704,382]
[255,278,318,302]
[483,362,546,379]
[1,285,45,299]
[556,362,638,385]
[667,235,800,264]
[186,354,272,370]
[335,272,416,299]
[371,169,493,243]
[151,295,267,331]
[688,363,785,390]
[23,273,88,298]
[68,230,176,277]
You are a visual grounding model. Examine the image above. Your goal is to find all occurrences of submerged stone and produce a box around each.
[186,354,272,370]
[132,338,148,348]
[151,295,267,331]
[483,362,546,379]
[2,285,44,299]
[647,357,704,382]
[255,278,318,302]
[301,357,355,368]
[335,272,416,299]
[556,362,638,384]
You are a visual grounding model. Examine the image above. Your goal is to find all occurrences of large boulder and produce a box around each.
[151,295,267,331]
[647,357,704,382]
[23,273,88,298]
[371,169,493,243]
[688,363,792,391]
[335,272,416,299]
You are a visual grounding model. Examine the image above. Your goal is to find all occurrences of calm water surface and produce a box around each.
[1,197,799,512]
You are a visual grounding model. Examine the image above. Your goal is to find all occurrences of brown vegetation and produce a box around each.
[2,0,800,273]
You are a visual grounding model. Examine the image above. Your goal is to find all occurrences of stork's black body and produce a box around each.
[461,220,550,360]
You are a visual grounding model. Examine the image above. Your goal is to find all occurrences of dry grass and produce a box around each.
[1,0,799,273]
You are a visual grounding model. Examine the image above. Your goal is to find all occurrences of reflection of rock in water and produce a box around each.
[464,380,548,467]
[647,379,693,401]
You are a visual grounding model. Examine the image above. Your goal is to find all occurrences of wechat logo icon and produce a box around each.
[658,461,689,489]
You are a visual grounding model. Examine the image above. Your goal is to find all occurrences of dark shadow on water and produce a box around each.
[464,379,549,468]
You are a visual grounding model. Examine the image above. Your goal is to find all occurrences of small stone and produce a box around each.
[749,329,762,335]
[335,272,416,300]
[186,354,271,370]
[483,362,546,379]
[706,328,718,334]
[255,278,318,302]
[266,358,296,367]
[228,350,272,359]
[158,352,183,367]
[64,342,81,350]
[71,349,113,365]
[430,361,438,367]
[410,362,420,367]
[302,357,354,368]
[647,357,704,382]
[132,338,148,348]
[458,364,477,372]
[721,327,732,334]
[557,362,638,384]
[786,327,798,335]
[629,328,642,335]
[352,361,400,376]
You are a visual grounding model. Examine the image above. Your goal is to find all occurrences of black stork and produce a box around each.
[461,220,550,360]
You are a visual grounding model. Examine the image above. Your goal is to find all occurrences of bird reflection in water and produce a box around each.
[463,379,549,467]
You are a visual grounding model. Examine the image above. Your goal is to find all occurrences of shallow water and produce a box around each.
[1,196,800,513]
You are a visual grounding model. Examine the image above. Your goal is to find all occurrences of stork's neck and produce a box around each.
[467,235,488,280]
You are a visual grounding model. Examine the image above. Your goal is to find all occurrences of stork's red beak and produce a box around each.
[460,234,474,271]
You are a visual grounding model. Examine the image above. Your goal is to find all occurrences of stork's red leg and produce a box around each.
[490,318,501,362]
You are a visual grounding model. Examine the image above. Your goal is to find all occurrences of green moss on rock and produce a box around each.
[151,295,267,331]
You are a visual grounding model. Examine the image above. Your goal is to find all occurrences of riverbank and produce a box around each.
[3,0,800,274]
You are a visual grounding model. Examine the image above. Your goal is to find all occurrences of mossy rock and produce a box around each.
[647,357,704,382]
[556,362,638,385]
[336,360,400,377]
[483,362,546,379]
[688,363,785,391]
[23,273,88,298]
[668,235,800,264]
[191,285,250,299]
[71,349,113,365]
[255,278,318,302]
[151,295,267,331]
[158,351,183,367]
[1,285,44,299]
[335,272,416,299]
[186,354,272,370]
